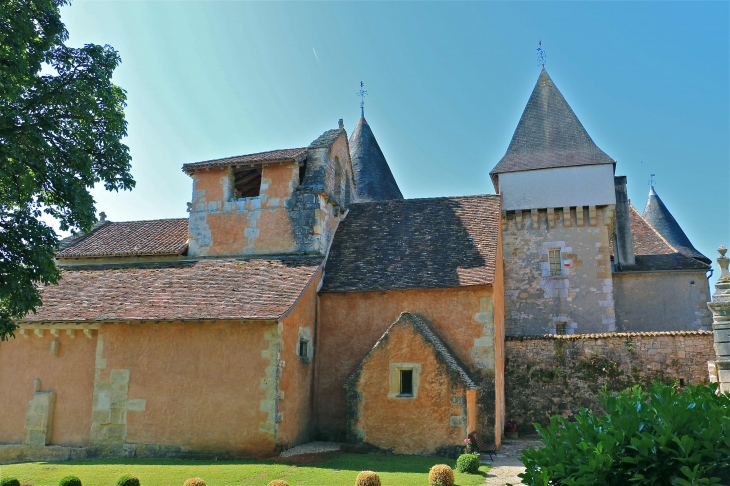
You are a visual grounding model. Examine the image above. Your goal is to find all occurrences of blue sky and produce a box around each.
[60,1,728,286]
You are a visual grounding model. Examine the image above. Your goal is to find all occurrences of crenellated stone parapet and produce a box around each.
[708,245,730,392]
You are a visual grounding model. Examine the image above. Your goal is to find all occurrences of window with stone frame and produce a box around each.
[554,321,567,335]
[548,248,562,276]
[399,369,414,396]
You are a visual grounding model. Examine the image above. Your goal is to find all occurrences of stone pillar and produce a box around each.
[708,246,730,393]
[24,384,56,446]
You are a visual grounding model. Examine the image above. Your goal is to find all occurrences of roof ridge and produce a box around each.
[347,193,500,207]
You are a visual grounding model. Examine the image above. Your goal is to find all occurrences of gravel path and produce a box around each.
[481,438,542,486]
[279,441,341,457]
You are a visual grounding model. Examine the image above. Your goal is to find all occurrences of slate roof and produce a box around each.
[57,219,189,259]
[349,118,404,202]
[23,257,323,322]
[610,206,710,272]
[490,69,614,178]
[346,312,477,390]
[321,195,500,292]
[643,186,710,263]
[182,148,307,174]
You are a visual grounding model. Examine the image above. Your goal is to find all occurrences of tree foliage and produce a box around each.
[519,382,730,485]
[0,0,134,339]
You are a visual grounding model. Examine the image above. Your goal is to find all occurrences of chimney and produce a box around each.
[613,176,635,269]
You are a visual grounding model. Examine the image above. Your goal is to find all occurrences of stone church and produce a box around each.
[0,68,712,461]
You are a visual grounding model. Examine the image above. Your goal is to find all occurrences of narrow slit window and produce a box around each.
[555,322,567,335]
[399,369,413,396]
[548,248,562,276]
[298,339,308,359]
[233,167,262,198]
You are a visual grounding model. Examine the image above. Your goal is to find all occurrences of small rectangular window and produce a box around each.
[400,369,413,396]
[298,339,308,359]
[549,248,562,276]
[233,166,262,198]
[555,322,567,335]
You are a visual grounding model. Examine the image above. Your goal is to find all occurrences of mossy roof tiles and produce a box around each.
[57,219,189,259]
[182,147,307,174]
[23,257,323,322]
[321,194,501,292]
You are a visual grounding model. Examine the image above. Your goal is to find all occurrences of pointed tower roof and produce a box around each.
[490,69,615,177]
[349,118,404,202]
[643,186,710,263]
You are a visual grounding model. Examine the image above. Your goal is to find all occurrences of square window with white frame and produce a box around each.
[548,248,562,276]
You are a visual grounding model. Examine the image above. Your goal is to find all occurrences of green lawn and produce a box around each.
[0,453,490,486]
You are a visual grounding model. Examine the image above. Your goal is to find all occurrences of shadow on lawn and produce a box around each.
[38,452,488,478]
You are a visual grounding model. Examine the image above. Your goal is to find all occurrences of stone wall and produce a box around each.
[502,205,616,335]
[504,331,714,432]
[613,271,712,331]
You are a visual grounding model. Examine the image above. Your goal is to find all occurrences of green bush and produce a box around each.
[520,382,730,485]
[455,453,481,474]
[0,478,20,486]
[58,477,82,486]
[116,475,140,486]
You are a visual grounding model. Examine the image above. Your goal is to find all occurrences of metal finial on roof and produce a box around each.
[649,173,656,188]
[536,40,547,68]
[358,81,368,118]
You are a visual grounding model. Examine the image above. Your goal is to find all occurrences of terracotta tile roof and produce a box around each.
[490,69,614,178]
[182,147,307,174]
[23,257,323,322]
[57,219,189,259]
[610,206,710,272]
[629,206,676,256]
[321,195,500,292]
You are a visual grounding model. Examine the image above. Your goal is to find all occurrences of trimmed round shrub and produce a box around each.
[0,478,20,486]
[59,477,82,486]
[429,464,454,486]
[267,481,290,486]
[455,453,481,474]
[116,476,140,486]
[182,479,206,486]
[354,471,381,486]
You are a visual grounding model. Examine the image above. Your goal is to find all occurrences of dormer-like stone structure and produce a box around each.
[183,124,354,258]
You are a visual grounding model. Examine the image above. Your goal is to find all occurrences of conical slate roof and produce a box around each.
[490,69,615,176]
[643,186,710,264]
[349,118,403,202]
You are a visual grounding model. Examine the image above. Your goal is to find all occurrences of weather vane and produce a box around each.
[649,173,656,188]
[536,40,547,68]
[358,81,368,118]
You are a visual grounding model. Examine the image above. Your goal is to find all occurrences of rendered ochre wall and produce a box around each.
[0,332,96,446]
[316,285,501,443]
[347,321,470,455]
[499,165,616,211]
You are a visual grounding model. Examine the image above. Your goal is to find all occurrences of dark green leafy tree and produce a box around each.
[0,0,134,339]
[519,382,730,486]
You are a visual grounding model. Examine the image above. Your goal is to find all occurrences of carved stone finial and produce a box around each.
[338,119,344,130]
[34,378,41,392]
[99,211,107,221]
[718,246,730,281]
